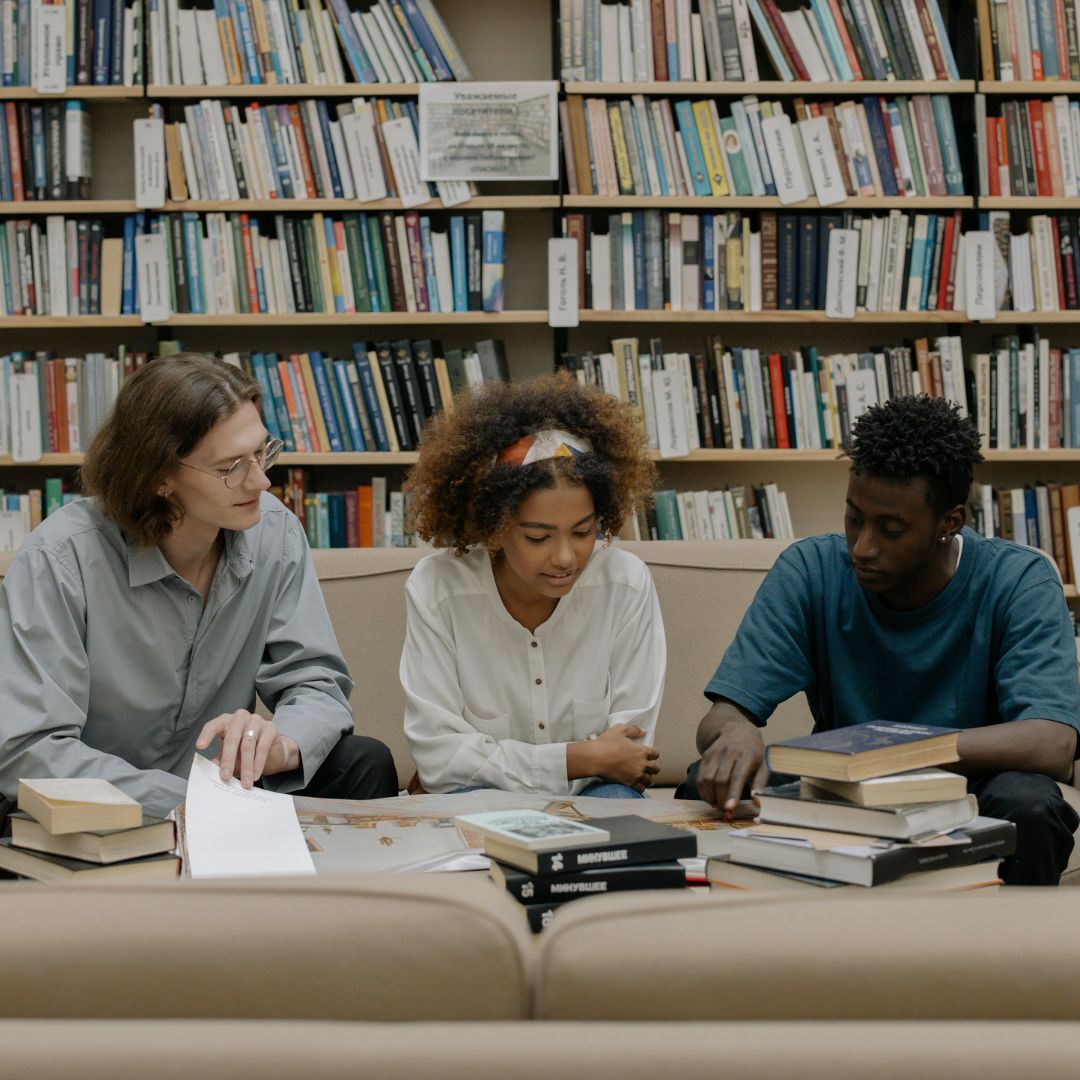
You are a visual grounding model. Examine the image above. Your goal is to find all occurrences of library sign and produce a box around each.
[418,82,559,182]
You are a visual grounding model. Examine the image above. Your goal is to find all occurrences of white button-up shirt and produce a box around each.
[401,543,666,795]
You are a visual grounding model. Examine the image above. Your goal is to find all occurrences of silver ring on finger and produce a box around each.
[245,729,257,739]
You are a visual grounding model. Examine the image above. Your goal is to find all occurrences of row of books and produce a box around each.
[277,468,416,547]
[978,0,1080,82]
[0,217,128,318]
[560,334,967,453]
[970,334,1080,450]
[163,96,468,205]
[558,0,959,84]
[978,96,1080,198]
[148,0,470,88]
[646,482,795,541]
[563,91,963,201]
[971,480,1080,585]
[710,723,1010,893]
[0,484,71,552]
[0,101,92,203]
[564,209,964,314]
[145,208,505,316]
[1,0,142,87]
[0,778,178,882]
[239,338,508,453]
[998,213,1080,312]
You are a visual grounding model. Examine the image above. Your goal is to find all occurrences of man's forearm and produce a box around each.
[955,719,1077,782]
[696,698,761,754]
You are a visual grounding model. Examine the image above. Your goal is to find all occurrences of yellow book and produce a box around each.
[694,101,730,197]
[248,0,277,84]
[610,337,645,431]
[287,0,320,82]
[823,356,841,449]
[214,6,245,86]
[323,222,344,309]
[311,213,336,315]
[366,349,400,452]
[741,217,752,312]
[18,778,142,835]
[298,353,333,452]
[433,356,454,414]
[607,103,635,195]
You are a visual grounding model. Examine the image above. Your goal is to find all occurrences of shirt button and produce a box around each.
[531,641,538,648]
[538,722,546,730]
[535,677,542,685]
[187,596,196,604]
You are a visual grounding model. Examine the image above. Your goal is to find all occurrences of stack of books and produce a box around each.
[456,809,698,932]
[708,722,1016,893]
[0,778,179,882]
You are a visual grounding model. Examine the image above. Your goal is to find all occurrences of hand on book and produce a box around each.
[195,710,300,789]
[696,708,769,821]
[572,724,660,792]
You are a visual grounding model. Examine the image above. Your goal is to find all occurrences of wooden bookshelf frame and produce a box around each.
[565,196,973,210]
[168,196,560,212]
[565,81,976,96]
[148,84,421,99]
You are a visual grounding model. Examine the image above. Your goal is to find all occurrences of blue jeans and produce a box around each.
[452,781,644,799]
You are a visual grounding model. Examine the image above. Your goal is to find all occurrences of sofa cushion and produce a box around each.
[536,889,1080,1020]
[0,874,532,1020]
[4,1020,1080,1079]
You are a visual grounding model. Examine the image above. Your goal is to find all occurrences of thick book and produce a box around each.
[706,856,1003,894]
[807,768,968,806]
[765,721,961,782]
[9,811,175,865]
[728,816,1016,887]
[18,777,143,835]
[454,810,610,854]
[472,814,697,876]
[0,837,179,882]
[490,858,687,903]
[756,781,978,840]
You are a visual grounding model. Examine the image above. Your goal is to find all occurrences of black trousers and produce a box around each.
[297,733,399,801]
[675,760,1079,887]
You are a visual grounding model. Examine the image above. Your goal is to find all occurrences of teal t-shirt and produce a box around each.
[706,527,1080,743]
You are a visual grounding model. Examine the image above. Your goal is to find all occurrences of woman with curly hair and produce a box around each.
[400,371,665,797]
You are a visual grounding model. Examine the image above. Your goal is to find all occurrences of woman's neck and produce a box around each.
[491,556,559,633]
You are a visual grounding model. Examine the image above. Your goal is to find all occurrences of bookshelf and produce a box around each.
[2,0,1080,582]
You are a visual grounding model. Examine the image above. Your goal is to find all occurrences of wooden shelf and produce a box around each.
[565,195,973,209]
[277,452,419,465]
[577,310,967,323]
[0,200,137,215]
[979,81,1080,94]
[0,316,142,328]
[158,311,550,326]
[169,196,560,212]
[1065,586,1079,599]
[983,312,1080,324]
[0,454,85,466]
[149,83,419,99]
[979,197,1080,210]
[0,86,144,100]
[566,80,975,96]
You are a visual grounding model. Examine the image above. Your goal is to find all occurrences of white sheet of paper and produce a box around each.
[184,753,315,878]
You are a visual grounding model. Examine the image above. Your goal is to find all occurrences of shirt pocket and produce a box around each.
[462,704,511,741]
[571,695,611,741]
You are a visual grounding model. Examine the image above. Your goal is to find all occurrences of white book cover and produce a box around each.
[599,0,619,80]
[801,369,821,449]
[599,352,621,399]
[432,229,455,314]
[677,353,700,449]
[638,352,658,448]
[365,7,406,82]
[677,492,698,539]
[1039,337,1050,449]
[677,0,693,79]
[382,116,430,209]
[782,9,830,80]
[235,110,266,200]
[761,113,810,205]
[798,115,846,206]
[1009,232,1035,312]
[651,368,689,458]
[748,229,761,312]
[353,13,390,83]
[731,0,759,79]
[692,490,713,539]
[177,8,204,85]
[590,232,612,310]
[721,350,743,449]
[691,12,708,79]
[1054,96,1078,197]
[134,117,167,209]
[32,0,66,93]
[890,214,908,313]
[45,216,67,317]
[178,121,202,200]
[897,0,935,78]
[327,121,355,200]
[1021,347,1034,450]
[1067,507,1080,587]
[265,0,296,85]
[341,106,388,203]
[374,0,421,80]
[996,349,1010,449]
[10,370,42,462]
[630,0,651,81]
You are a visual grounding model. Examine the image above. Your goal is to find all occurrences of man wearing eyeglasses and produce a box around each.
[0,353,398,826]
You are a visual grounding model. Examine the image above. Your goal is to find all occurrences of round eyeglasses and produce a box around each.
[177,437,283,489]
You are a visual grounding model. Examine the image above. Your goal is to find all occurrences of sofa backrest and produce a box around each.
[0,541,813,787]
[0,875,532,1020]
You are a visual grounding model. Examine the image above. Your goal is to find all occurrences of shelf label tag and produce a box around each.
[134,118,166,210]
[33,4,66,94]
[548,237,579,327]
[761,114,809,205]
[799,116,847,207]
[652,369,690,459]
[965,230,996,320]
[825,228,858,319]
[136,233,172,323]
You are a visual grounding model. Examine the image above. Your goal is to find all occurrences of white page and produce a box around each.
[184,753,315,879]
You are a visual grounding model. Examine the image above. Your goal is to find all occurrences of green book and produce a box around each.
[301,219,325,313]
[894,98,925,197]
[44,477,63,517]
[653,489,683,540]
[228,214,249,314]
[343,215,371,312]
[365,214,391,313]
[442,348,469,395]
[320,353,354,452]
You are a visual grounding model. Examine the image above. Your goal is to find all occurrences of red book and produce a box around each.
[1049,347,1063,448]
[942,212,962,310]
[1061,221,1078,308]
[344,490,359,548]
[759,0,810,80]
[287,103,318,198]
[357,485,374,547]
[238,214,260,312]
[52,359,68,453]
[403,211,428,312]
[44,358,59,452]
[1054,0,1070,78]
[876,96,905,195]
[1051,216,1066,309]
[287,354,321,452]
[564,213,587,309]
[987,117,1001,196]
[767,353,790,448]
[913,0,949,79]
[650,0,667,80]
[276,360,308,452]
[936,214,955,310]
[827,0,862,78]
[1028,100,1052,195]
[994,115,1009,194]
[5,103,23,201]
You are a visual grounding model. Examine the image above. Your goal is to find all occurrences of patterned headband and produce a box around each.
[495,428,594,468]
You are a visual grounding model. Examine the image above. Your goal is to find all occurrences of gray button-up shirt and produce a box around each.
[0,493,354,818]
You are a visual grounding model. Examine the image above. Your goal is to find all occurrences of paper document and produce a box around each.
[184,754,315,878]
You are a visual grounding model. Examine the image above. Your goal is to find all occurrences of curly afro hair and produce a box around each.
[847,395,984,513]
[403,371,657,552]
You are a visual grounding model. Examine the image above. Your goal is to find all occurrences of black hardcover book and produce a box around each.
[412,339,444,416]
[88,221,102,314]
[45,102,64,200]
[484,815,697,875]
[867,0,912,78]
[757,351,776,447]
[75,0,93,83]
[878,0,919,79]
[374,340,414,451]
[777,215,797,309]
[390,338,427,445]
[168,214,190,313]
[797,214,817,310]
[109,0,124,85]
[475,338,510,383]
[17,103,34,200]
[465,212,483,311]
[281,217,310,313]
[816,214,842,311]
[898,214,915,310]
[221,109,250,200]
[925,216,945,310]
[523,899,571,933]
[493,859,687,903]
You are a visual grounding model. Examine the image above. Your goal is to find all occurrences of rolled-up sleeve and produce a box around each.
[401,583,568,794]
[256,515,354,791]
[0,547,187,817]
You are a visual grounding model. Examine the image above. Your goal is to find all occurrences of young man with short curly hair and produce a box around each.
[679,395,1080,885]
[400,371,664,798]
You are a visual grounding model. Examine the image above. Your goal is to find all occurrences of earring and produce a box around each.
[940,535,949,543]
